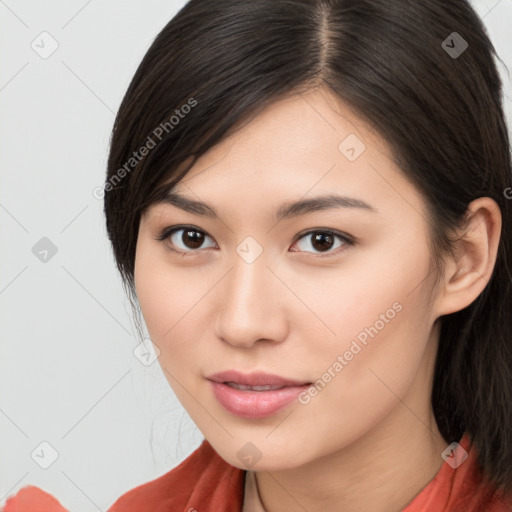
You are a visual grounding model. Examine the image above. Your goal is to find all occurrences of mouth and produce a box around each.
[223,382,292,391]
[207,369,311,387]
[206,370,312,419]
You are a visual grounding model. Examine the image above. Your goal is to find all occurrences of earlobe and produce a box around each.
[434,197,502,317]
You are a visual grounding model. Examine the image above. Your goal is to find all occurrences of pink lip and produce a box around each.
[206,370,311,419]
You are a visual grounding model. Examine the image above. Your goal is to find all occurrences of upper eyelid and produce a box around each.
[156,225,214,243]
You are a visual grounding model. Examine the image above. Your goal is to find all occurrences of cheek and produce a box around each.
[278,283,435,464]
[136,266,196,340]
[289,239,435,403]
[280,230,433,347]
[134,246,220,368]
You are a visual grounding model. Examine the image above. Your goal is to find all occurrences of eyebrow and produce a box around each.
[157,190,377,221]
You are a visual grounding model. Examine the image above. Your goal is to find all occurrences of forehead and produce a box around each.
[146,88,427,225]
[181,88,390,183]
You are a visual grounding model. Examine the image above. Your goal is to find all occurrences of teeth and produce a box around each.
[252,384,284,391]
[225,382,285,391]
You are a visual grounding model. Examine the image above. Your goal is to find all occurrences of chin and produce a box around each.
[207,433,315,472]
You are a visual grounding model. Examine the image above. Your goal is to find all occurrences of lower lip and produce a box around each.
[209,381,310,419]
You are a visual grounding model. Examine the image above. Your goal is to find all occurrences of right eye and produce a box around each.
[155,225,217,255]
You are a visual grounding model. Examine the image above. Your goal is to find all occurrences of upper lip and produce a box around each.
[206,370,311,387]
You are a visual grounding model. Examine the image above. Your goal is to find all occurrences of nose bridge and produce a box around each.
[229,234,272,308]
[215,240,287,347]
[232,249,268,306]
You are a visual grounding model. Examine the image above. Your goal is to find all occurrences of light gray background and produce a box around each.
[1,1,511,511]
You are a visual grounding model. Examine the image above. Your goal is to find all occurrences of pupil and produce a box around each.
[184,230,204,249]
[312,232,333,252]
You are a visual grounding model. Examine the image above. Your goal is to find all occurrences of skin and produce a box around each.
[134,87,501,512]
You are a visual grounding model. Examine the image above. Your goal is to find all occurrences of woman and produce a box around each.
[4,0,512,510]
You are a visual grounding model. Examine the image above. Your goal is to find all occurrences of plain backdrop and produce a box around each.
[1,1,511,511]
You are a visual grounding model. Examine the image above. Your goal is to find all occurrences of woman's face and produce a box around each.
[134,87,445,471]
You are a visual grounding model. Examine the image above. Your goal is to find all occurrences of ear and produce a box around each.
[433,197,502,317]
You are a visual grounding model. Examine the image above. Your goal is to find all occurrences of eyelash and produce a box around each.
[154,224,355,258]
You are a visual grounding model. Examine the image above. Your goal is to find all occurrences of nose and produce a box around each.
[214,249,289,349]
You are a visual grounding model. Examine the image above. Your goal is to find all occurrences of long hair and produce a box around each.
[104,0,512,494]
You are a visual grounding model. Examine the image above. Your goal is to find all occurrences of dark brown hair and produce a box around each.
[105,0,512,495]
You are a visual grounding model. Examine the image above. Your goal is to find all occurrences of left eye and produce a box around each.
[291,230,350,255]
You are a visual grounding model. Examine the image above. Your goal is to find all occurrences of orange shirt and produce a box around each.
[3,434,511,511]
